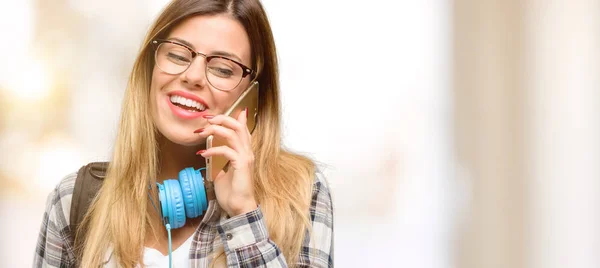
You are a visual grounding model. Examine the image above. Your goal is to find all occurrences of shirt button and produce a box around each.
[226,233,233,240]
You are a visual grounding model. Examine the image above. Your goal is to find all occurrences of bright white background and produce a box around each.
[263,1,454,267]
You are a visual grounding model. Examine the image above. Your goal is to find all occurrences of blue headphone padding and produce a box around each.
[180,168,199,218]
[186,168,208,215]
[154,168,207,230]
[163,179,186,229]
[157,183,168,221]
[190,168,208,212]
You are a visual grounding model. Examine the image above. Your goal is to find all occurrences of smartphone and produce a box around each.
[205,81,259,182]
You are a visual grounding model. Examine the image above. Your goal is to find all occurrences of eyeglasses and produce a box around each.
[152,39,254,91]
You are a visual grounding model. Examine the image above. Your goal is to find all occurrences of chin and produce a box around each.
[167,133,205,147]
[155,123,203,146]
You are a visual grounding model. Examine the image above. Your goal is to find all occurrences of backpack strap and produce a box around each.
[70,162,108,258]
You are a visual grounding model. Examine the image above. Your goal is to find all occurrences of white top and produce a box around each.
[104,234,195,268]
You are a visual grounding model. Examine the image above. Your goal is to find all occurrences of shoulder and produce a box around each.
[54,171,78,199]
[313,167,329,186]
[300,167,334,267]
[34,171,79,267]
[310,167,334,218]
[43,171,78,225]
[313,166,332,198]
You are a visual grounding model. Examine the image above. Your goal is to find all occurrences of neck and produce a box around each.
[157,137,206,183]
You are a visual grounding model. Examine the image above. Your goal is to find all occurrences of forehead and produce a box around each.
[168,14,251,64]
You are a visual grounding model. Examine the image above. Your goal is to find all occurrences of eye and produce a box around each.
[207,58,240,78]
[166,52,190,65]
[208,66,234,77]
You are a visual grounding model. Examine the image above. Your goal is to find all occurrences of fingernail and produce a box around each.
[203,115,214,119]
[245,107,248,119]
[193,128,204,133]
[196,150,206,155]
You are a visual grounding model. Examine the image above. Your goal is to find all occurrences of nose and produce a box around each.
[180,57,208,89]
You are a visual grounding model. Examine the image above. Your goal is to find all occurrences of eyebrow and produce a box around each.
[167,37,243,63]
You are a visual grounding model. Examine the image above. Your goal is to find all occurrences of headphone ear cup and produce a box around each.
[190,168,208,212]
[162,179,186,229]
[179,168,203,218]
[192,169,208,211]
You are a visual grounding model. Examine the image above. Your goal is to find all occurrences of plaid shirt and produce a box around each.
[33,170,334,267]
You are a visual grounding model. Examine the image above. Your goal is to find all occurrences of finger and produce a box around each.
[198,145,237,162]
[238,107,248,130]
[237,107,251,146]
[208,110,248,134]
[207,110,251,146]
[195,124,243,152]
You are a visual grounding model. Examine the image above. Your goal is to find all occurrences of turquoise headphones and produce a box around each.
[148,167,208,268]
[153,167,209,228]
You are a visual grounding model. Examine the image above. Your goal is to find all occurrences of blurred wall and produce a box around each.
[453,1,527,267]
[525,0,600,267]
[0,1,163,267]
[454,0,600,268]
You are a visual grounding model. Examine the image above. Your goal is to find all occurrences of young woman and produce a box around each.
[33,0,333,267]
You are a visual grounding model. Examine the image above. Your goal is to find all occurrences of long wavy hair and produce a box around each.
[75,0,315,267]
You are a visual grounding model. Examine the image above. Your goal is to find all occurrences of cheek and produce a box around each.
[150,68,173,103]
[149,68,171,118]
[213,91,240,114]
[237,80,251,93]
[149,72,160,111]
[213,81,251,112]
[151,67,166,92]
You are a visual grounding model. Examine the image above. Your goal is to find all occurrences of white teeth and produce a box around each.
[170,95,206,111]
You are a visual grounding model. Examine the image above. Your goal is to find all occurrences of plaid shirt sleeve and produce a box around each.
[33,172,77,268]
[216,171,334,268]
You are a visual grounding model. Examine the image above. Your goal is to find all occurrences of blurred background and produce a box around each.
[0,0,598,267]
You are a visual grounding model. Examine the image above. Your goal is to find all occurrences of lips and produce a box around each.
[166,91,209,120]
[170,95,206,111]
[168,90,209,108]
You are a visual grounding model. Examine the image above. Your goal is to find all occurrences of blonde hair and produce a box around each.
[75,0,315,267]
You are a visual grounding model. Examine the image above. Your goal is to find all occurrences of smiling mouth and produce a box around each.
[169,95,207,113]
